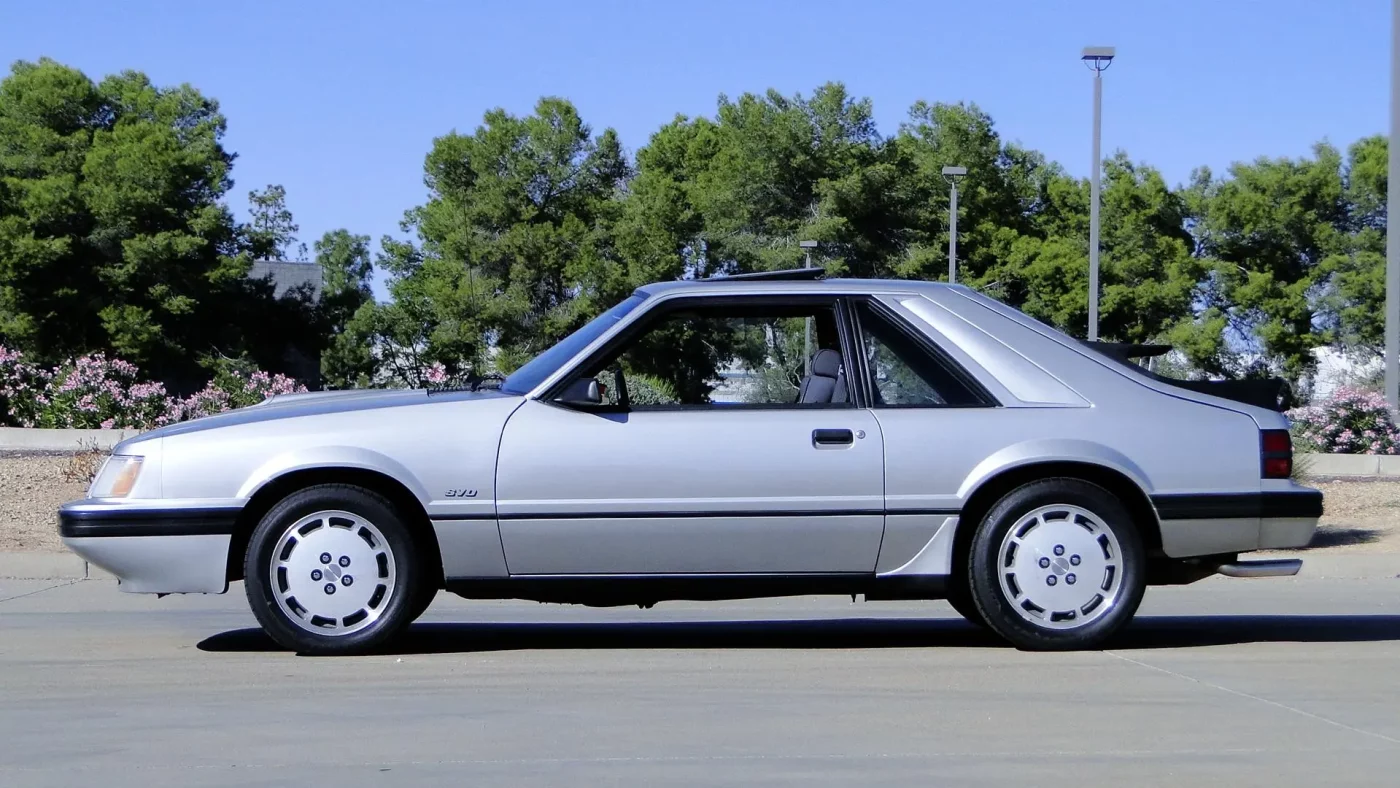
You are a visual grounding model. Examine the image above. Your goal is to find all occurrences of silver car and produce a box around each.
[59,270,1324,654]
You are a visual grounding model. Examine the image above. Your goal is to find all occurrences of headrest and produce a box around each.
[810,348,842,378]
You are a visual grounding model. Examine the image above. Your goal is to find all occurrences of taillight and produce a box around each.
[1261,429,1292,479]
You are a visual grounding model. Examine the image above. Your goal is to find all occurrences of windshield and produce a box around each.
[499,294,647,395]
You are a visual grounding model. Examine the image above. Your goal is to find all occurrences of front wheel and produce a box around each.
[244,484,422,655]
[966,478,1146,651]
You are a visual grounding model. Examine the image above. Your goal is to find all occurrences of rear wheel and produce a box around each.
[967,478,1145,651]
[944,575,986,628]
[406,582,437,624]
[244,484,421,655]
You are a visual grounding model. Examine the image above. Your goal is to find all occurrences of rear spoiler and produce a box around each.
[1083,342,1293,412]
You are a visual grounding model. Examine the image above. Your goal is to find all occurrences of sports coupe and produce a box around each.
[59,269,1323,654]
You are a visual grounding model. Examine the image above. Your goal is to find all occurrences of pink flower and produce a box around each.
[425,363,448,385]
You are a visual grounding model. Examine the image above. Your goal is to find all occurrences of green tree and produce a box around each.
[247,183,304,261]
[890,100,1053,287]
[359,97,630,383]
[0,58,308,388]
[619,83,911,280]
[1187,143,1348,381]
[314,229,374,388]
[1321,135,1387,358]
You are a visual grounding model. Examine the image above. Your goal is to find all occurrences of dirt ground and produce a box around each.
[1,454,1397,554]
[0,454,88,552]
[1299,478,1400,553]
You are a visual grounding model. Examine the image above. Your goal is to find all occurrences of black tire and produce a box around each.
[406,583,437,624]
[244,484,422,655]
[944,575,987,628]
[966,478,1145,651]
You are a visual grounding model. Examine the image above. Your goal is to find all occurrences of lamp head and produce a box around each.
[1082,46,1116,71]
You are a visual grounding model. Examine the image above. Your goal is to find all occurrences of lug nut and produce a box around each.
[1070,555,1081,566]
[320,553,332,565]
[324,583,336,595]
[1039,557,1051,569]
[341,575,353,587]
[1066,573,1077,585]
[311,569,322,581]
[1053,545,1065,556]
[339,556,351,568]
[1046,576,1057,586]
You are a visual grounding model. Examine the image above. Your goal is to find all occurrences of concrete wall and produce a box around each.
[0,427,142,452]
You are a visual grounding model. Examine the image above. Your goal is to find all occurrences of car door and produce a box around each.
[493,295,887,575]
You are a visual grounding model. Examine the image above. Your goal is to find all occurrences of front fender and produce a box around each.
[958,438,1154,499]
[237,446,432,504]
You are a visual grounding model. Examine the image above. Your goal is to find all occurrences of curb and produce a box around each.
[1298,452,1400,479]
[0,551,90,580]
[0,426,142,453]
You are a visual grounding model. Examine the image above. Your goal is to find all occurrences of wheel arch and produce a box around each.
[950,459,1163,581]
[226,466,444,591]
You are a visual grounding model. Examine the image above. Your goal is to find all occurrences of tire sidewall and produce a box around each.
[967,478,1145,650]
[244,485,420,655]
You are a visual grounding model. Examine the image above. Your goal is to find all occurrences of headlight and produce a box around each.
[89,455,144,498]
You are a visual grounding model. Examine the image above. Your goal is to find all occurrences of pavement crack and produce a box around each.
[1105,650,1400,746]
[0,578,83,604]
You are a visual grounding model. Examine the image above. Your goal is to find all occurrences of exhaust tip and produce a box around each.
[1214,558,1302,578]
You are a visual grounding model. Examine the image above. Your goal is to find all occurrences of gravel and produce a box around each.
[1302,478,1400,553]
[1,457,1396,554]
[0,454,88,553]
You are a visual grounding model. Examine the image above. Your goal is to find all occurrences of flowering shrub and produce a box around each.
[0,345,48,427]
[424,362,449,385]
[0,345,306,431]
[1288,386,1400,455]
[178,365,304,420]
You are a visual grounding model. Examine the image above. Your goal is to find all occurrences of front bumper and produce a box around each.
[59,501,241,594]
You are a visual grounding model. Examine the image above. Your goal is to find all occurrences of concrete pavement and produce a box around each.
[2,576,1399,786]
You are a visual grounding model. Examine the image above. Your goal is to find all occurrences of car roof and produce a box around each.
[634,277,966,298]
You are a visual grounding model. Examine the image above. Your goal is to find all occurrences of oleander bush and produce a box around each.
[1288,386,1400,455]
[0,345,305,430]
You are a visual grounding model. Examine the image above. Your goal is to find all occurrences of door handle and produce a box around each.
[812,428,854,447]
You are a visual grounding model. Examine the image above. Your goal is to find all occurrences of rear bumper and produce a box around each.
[58,501,240,593]
[1152,490,1323,558]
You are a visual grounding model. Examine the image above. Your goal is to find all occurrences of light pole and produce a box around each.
[1388,1,1399,413]
[800,240,818,375]
[1082,46,1115,342]
[942,166,967,283]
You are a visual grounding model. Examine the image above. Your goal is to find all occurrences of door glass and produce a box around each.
[578,303,850,408]
[856,304,983,407]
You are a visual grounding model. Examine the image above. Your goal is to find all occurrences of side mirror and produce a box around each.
[555,377,602,407]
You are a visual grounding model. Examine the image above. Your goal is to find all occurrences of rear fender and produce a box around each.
[959,439,1154,499]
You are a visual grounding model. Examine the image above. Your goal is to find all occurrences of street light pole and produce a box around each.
[1388,1,1400,413]
[942,166,967,283]
[1082,46,1115,342]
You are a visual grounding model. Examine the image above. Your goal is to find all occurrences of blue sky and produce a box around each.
[1,0,1390,293]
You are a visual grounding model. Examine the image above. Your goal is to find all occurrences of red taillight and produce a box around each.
[1261,429,1292,479]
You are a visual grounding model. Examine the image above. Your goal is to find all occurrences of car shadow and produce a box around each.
[1307,525,1385,548]
[196,614,1400,656]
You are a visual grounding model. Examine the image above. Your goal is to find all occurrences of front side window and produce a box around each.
[500,295,646,395]
[855,302,985,407]
[574,301,851,408]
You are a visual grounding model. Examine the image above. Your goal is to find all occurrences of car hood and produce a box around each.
[129,388,517,443]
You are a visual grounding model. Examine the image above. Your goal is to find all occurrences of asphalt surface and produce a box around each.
[2,575,1399,787]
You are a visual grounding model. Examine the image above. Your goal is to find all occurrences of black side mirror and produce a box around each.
[556,377,602,407]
